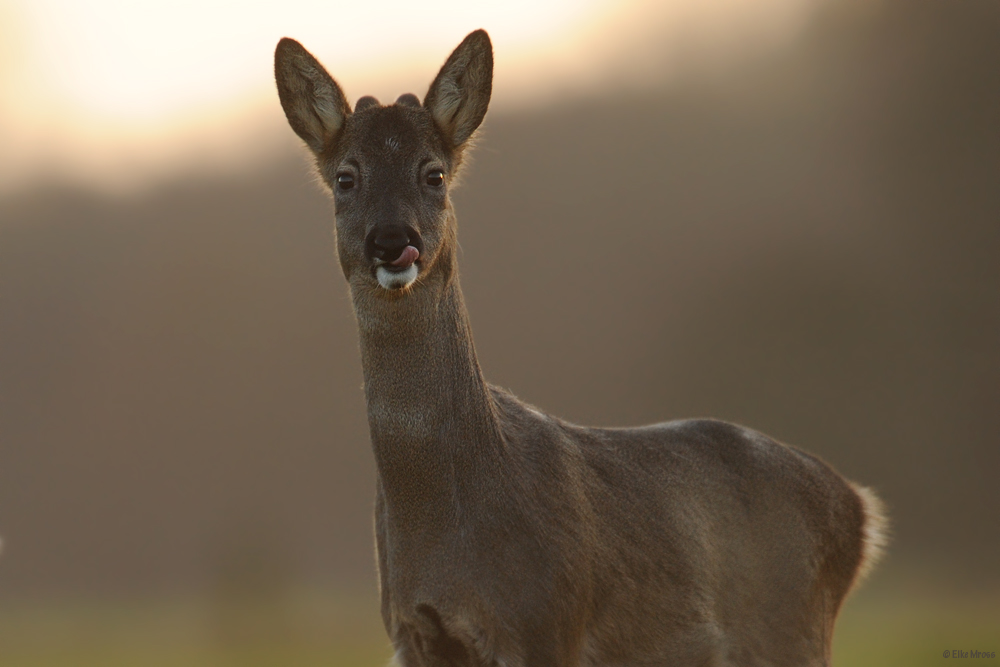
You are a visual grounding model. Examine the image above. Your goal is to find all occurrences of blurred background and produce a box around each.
[1,0,998,664]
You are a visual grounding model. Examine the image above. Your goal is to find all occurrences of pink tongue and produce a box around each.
[390,245,419,268]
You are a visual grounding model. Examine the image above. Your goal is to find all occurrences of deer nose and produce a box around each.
[366,226,418,263]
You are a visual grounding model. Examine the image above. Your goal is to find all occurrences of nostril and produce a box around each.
[377,244,406,263]
[367,228,410,263]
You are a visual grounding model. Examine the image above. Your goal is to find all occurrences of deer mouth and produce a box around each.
[374,245,420,290]
[387,245,419,269]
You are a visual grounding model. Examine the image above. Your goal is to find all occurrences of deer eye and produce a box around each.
[336,173,355,190]
[426,170,445,187]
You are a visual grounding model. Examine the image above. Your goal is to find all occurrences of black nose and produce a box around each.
[366,226,419,263]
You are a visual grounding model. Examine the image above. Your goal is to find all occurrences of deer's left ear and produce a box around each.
[424,30,493,149]
[275,38,351,154]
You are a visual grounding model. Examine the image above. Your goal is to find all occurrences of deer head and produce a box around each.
[274,30,493,295]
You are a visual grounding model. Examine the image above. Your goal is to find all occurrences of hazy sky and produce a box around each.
[0,0,823,192]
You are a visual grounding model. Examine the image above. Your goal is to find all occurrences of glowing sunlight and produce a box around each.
[0,0,822,192]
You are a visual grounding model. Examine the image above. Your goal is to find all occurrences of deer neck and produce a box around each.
[353,250,505,525]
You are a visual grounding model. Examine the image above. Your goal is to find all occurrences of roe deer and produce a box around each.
[274,29,887,666]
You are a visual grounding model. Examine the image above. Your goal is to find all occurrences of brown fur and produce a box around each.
[274,29,887,666]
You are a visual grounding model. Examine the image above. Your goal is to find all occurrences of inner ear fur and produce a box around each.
[424,30,493,149]
[274,38,351,154]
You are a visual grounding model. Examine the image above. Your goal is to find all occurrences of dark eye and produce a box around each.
[426,170,445,187]
[336,173,355,190]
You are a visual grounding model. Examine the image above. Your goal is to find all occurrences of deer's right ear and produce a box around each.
[274,38,350,154]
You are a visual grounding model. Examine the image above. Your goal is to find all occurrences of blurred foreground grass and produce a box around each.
[1,581,996,666]
[0,589,393,667]
[832,581,999,667]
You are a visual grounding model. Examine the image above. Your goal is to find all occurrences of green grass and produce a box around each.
[0,591,394,667]
[1,583,996,666]
[833,587,999,667]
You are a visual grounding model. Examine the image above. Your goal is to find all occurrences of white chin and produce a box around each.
[376,264,419,290]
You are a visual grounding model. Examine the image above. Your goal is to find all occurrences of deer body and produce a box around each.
[275,30,886,666]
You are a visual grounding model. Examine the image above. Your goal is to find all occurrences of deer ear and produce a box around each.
[424,30,493,148]
[275,38,350,154]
